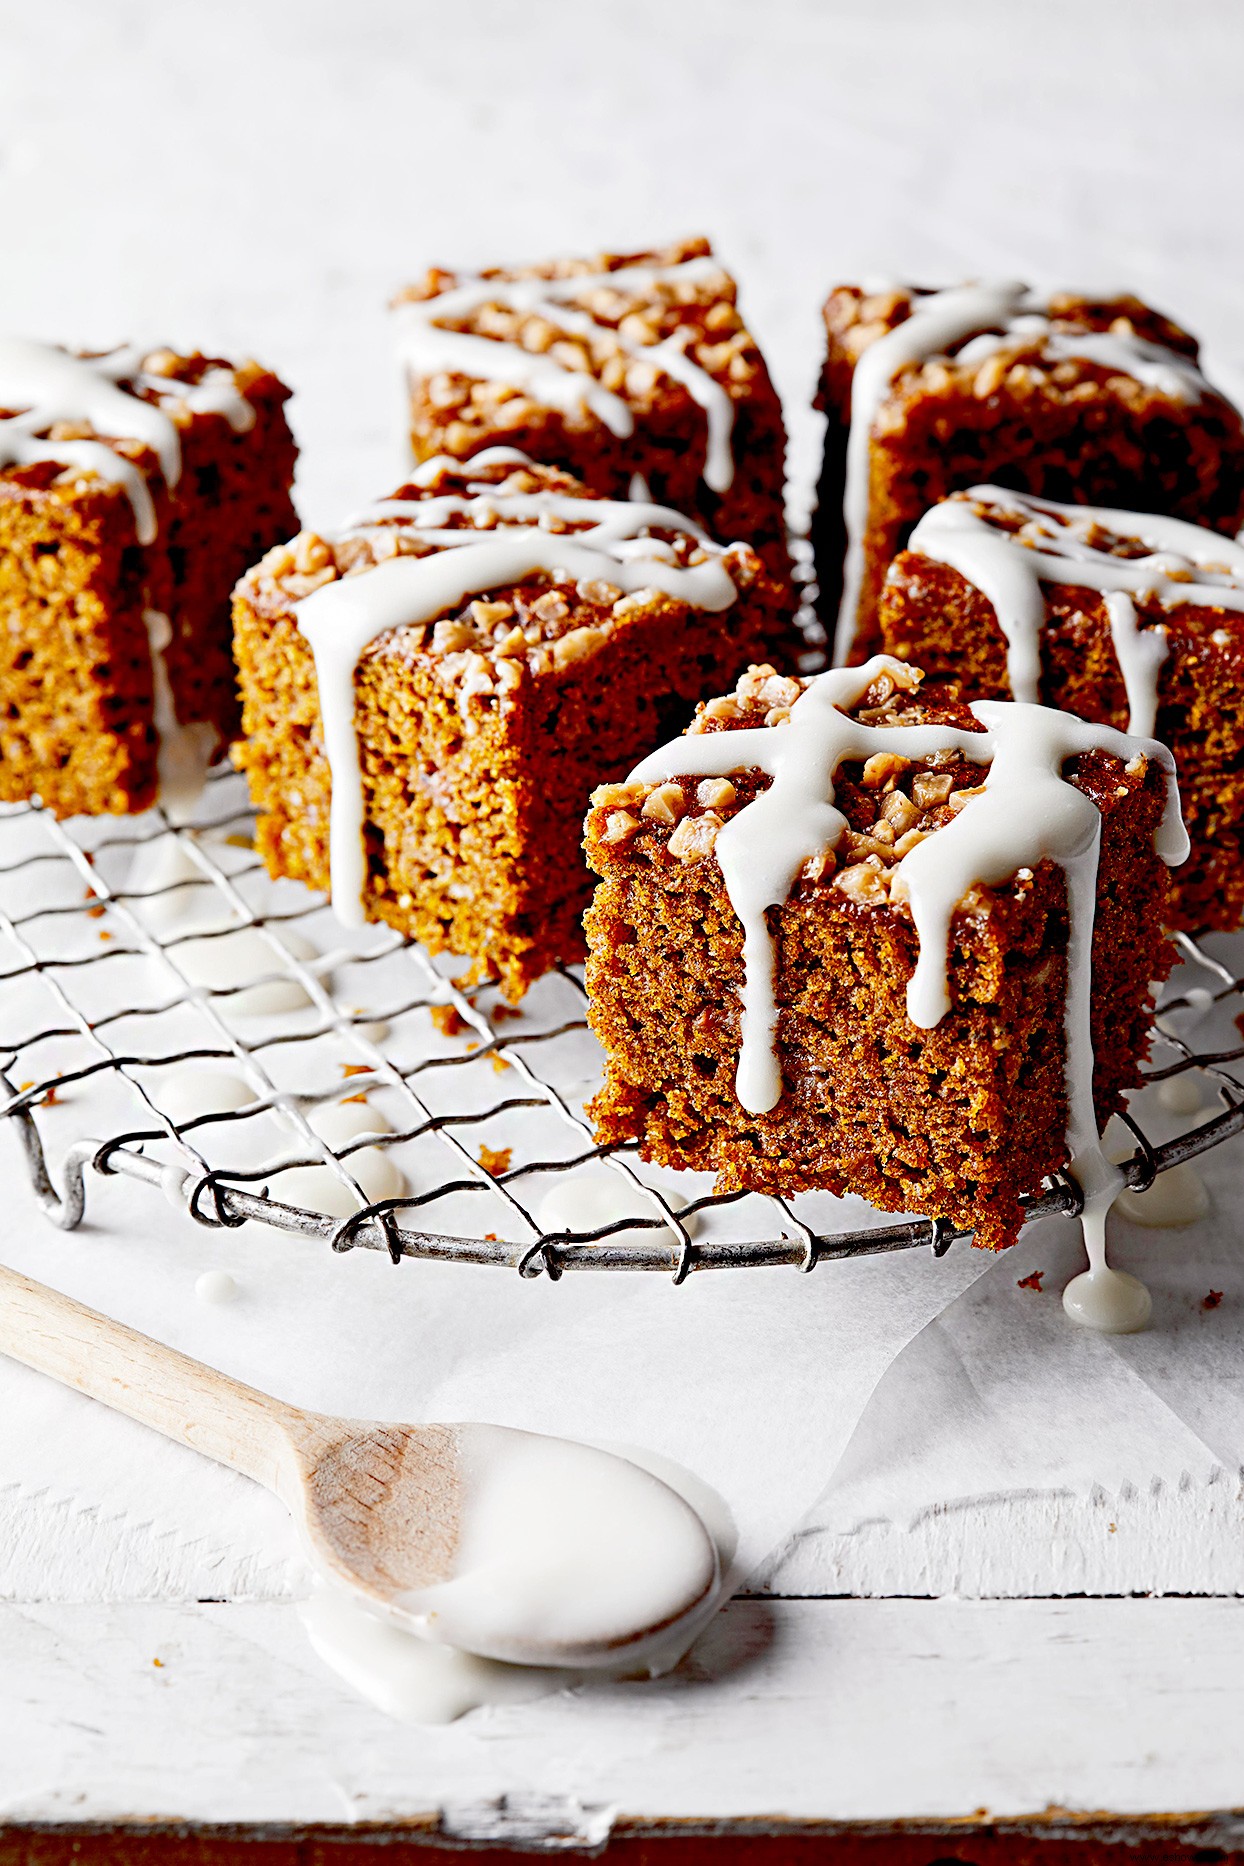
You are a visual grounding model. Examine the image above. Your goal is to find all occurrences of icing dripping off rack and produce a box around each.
[0,762,1241,1282]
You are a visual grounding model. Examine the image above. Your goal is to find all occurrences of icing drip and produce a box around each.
[141,609,218,812]
[0,337,182,519]
[833,285,1217,664]
[394,255,737,494]
[0,338,256,540]
[628,655,1187,1312]
[1062,1203,1153,1333]
[1102,593,1169,740]
[295,506,738,926]
[907,487,1244,732]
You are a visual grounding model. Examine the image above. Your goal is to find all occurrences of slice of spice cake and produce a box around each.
[233,449,796,1001]
[880,487,1244,932]
[392,237,790,583]
[584,656,1186,1250]
[0,337,296,815]
[812,283,1244,665]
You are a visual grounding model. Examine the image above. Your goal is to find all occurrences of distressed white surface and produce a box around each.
[9,1598,1244,1827]
[3,0,1244,1826]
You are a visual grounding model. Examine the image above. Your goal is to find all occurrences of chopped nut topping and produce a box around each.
[881,790,920,834]
[801,847,838,883]
[576,578,622,606]
[862,751,911,789]
[833,862,890,907]
[612,590,657,618]
[696,777,736,810]
[602,810,640,844]
[470,598,513,628]
[552,625,607,670]
[494,625,527,657]
[947,784,988,813]
[294,531,334,576]
[912,770,955,809]
[433,617,474,654]
[592,781,642,808]
[642,782,686,826]
[530,590,569,624]
[668,811,723,863]
[261,541,297,578]
[738,667,800,711]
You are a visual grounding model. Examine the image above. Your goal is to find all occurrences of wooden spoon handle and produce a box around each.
[0,1261,304,1492]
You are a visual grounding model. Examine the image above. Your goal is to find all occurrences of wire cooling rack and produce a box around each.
[1,762,1242,1282]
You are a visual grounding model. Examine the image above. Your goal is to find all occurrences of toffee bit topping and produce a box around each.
[393,243,744,496]
[642,782,686,826]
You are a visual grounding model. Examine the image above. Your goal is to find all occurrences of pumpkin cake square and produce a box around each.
[0,338,296,815]
[232,450,796,1001]
[584,655,1183,1250]
[392,237,790,583]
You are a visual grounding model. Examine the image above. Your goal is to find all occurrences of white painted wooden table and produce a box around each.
[3,0,1244,1849]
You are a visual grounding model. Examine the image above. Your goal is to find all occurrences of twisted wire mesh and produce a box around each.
[0,761,1240,1281]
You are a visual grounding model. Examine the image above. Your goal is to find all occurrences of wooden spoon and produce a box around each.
[0,1261,719,1667]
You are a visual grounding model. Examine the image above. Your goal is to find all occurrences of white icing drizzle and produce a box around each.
[906,488,1244,733]
[394,255,736,493]
[296,501,739,926]
[832,284,1218,665]
[163,367,255,432]
[0,338,256,541]
[628,655,1187,1313]
[195,1270,240,1305]
[0,337,181,522]
[1114,1159,1210,1228]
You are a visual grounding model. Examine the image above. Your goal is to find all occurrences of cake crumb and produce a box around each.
[1017,1269,1044,1292]
[478,1144,512,1177]
[430,1003,467,1039]
[1203,1289,1223,1310]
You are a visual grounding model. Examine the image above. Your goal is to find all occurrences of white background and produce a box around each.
[5,0,1244,1831]
[4,0,1243,524]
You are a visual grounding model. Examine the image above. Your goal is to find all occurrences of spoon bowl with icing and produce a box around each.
[0,1263,720,1671]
